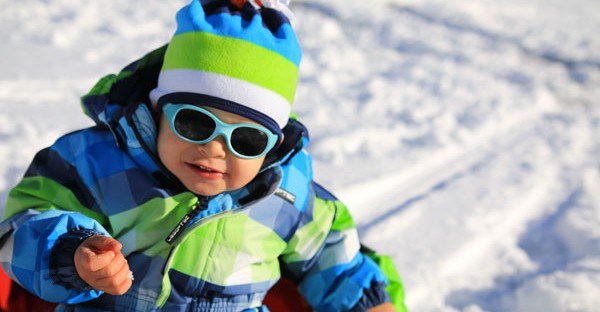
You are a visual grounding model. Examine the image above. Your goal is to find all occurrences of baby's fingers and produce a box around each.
[75,246,115,273]
[75,251,115,289]
[96,251,128,277]
[94,261,133,295]
[75,235,120,272]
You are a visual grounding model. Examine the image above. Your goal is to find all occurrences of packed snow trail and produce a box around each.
[344,89,600,311]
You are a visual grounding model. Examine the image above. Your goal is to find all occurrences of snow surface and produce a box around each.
[1,0,599,311]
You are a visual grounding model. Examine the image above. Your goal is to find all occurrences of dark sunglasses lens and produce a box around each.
[173,109,215,141]
[231,128,269,157]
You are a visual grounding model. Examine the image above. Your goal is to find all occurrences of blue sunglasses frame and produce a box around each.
[162,103,278,159]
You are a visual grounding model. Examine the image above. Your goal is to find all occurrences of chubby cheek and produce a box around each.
[157,139,175,173]
[225,160,263,190]
[156,117,184,174]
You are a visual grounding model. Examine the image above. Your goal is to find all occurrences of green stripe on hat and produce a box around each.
[162,31,298,104]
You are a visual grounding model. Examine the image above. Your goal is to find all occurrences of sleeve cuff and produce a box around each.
[49,228,102,291]
[350,281,392,312]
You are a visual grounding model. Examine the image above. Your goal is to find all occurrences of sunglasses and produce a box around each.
[162,103,278,159]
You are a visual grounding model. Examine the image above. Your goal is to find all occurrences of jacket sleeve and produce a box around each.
[0,143,111,304]
[278,148,390,311]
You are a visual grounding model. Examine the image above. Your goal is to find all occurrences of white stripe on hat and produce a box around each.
[149,69,291,129]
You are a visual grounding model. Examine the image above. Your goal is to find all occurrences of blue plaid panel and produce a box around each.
[93,169,166,215]
[244,194,300,242]
[24,146,98,211]
[279,150,313,213]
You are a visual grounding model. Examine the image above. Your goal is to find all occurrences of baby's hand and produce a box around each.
[74,235,132,295]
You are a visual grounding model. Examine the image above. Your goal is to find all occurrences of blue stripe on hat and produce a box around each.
[173,0,301,66]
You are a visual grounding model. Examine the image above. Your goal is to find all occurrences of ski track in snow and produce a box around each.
[347,92,600,310]
[345,85,558,228]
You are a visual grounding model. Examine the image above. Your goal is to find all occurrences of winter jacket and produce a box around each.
[0,46,390,311]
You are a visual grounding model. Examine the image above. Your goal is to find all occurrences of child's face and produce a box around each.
[157,106,266,196]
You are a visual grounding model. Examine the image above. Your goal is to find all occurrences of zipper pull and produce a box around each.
[165,197,210,244]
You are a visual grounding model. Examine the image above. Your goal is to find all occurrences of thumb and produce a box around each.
[84,235,122,253]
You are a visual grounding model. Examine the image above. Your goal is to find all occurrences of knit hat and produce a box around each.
[149,0,302,138]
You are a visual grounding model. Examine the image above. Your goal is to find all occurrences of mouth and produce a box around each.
[195,164,220,173]
[187,163,224,179]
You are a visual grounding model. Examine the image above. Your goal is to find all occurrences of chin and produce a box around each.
[185,183,224,197]
[192,189,223,197]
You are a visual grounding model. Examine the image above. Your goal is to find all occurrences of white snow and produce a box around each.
[1,0,599,311]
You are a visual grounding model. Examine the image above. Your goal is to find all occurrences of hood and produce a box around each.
[80,45,167,128]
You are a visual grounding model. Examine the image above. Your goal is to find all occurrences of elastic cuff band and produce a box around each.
[49,228,102,290]
[350,281,392,312]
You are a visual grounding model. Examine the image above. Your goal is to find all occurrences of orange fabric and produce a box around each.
[1,266,307,311]
[264,278,312,312]
[0,266,57,312]
[230,0,247,8]
[0,266,11,312]
[231,0,265,9]
[6,282,57,312]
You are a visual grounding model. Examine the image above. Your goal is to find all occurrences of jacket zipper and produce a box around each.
[157,197,236,307]
[165,196,209,244]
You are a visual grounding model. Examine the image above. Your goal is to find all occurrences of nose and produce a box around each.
[197,135,228,158]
